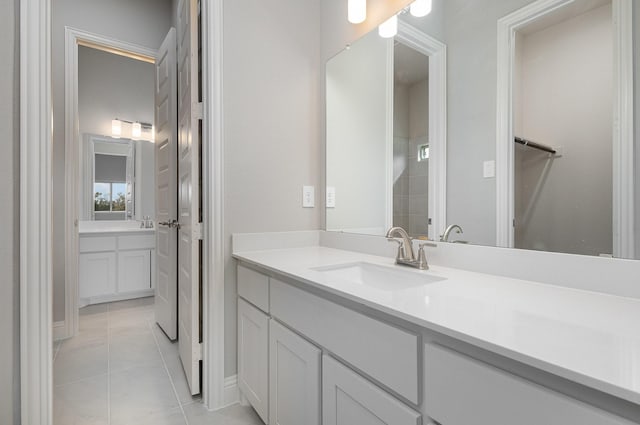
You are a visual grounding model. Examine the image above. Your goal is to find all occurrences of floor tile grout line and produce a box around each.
[53,372,110,388]
[149,320,190,425]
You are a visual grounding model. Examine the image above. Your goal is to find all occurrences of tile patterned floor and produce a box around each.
[53,297,264,425]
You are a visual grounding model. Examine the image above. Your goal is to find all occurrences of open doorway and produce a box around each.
[496,0,634,259]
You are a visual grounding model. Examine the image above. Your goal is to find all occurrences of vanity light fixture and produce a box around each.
[410,0,432,17]
[378,14,398,38]
[111,119,122,138]
[132,122,142,139]
[348,0,366,24]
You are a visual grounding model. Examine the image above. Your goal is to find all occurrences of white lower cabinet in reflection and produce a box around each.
[237,298,269,424]
[269,320,321,425]
[322,355,421,425]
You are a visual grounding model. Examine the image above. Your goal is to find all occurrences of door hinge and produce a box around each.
[193,222,204,240]
[193,101,204,120]
[195,342,203,361]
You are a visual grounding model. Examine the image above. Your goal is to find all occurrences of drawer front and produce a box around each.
[424,344,632,425]
[118,234,156,250]
[270,278,419,404]
[238,265,270,313]
[323,355,421,425]
[79,236,117,253]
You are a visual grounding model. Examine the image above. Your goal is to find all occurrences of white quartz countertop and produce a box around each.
[233,246,640,405]
[78,220,156,235]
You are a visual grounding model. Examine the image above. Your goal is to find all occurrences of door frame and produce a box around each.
[396,21,448,239]
[20,2,228,423]
[61,27,156,341]
[495,0,634,258]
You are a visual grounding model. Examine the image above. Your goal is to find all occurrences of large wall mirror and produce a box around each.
[325,0,639,260]
[326,10,447,239]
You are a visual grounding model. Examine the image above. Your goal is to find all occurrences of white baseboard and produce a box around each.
[79,289,155,307]
[223,375,240,407]
[53,321,66,341]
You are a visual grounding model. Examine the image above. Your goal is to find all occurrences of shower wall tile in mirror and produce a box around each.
[325,0,640,259]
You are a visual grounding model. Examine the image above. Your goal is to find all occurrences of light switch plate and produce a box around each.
[302,186,315,208]
[483,160,496,178]
[326,187,336,208]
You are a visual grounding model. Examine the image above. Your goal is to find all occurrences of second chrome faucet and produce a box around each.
[386,227,429,270]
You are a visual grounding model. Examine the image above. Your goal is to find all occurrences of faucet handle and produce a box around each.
[417,243,430,270]
[387,238,405,260]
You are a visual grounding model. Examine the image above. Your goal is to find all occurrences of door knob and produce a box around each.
[158,219,180,229]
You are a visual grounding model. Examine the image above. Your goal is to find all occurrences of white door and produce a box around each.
[177,0,202,395]
[154,27,179,340]
[269,320,321,425]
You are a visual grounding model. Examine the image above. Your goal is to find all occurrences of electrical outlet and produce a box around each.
[302,186,315,208]
[483,160,496,178]
[326,187,336,208]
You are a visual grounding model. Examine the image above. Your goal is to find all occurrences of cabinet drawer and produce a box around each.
[323,355,421,425]
[79,236,117,253]
[118,234,155,250]
[270,279,419,404]
[238,265,269,313]
[424,344,633,425]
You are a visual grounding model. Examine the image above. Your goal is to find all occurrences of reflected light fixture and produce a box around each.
[378,14,398,38]
[111,119,122,138]
[132,122,142,139]
[410,0,432,17]
[348,0,366,24]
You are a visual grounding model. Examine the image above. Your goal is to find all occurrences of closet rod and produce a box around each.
[514,136,556,154]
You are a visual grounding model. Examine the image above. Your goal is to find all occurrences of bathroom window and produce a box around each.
[94,181,127,212]
[92,151,132,220]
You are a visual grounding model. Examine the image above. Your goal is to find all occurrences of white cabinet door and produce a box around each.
[323,355,421,425]
[79,252,117,299]
[269,320,321,425]
[238,298,269,424]
[117,249,151,293]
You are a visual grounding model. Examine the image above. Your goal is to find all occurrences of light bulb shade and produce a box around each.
[111,119,122,138]
[410,0,432,17]
[132,122,142,139]
[378,14,398,38]
[348,0,366,24]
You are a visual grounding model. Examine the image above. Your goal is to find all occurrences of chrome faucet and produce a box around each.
[440,224,463,242]
[386,227,429,270]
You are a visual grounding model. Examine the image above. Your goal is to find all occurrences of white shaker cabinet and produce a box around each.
[269,320,321,425]
[238,298,270,424]
[79,252,117,299]
[322,355,422,425]
[118,249,152,293]
[79,231,155,305]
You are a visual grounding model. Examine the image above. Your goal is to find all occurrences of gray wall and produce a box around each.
[0,0,20,422]
[223,0,323,376]
[78,47,155,140]
[52,0,172,321]
[78,47,156,221]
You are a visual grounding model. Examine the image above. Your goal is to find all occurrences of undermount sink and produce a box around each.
[312,262,445,291]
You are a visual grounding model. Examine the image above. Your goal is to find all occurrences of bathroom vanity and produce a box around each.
[234,232,640,425]
[78,221,155,305]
